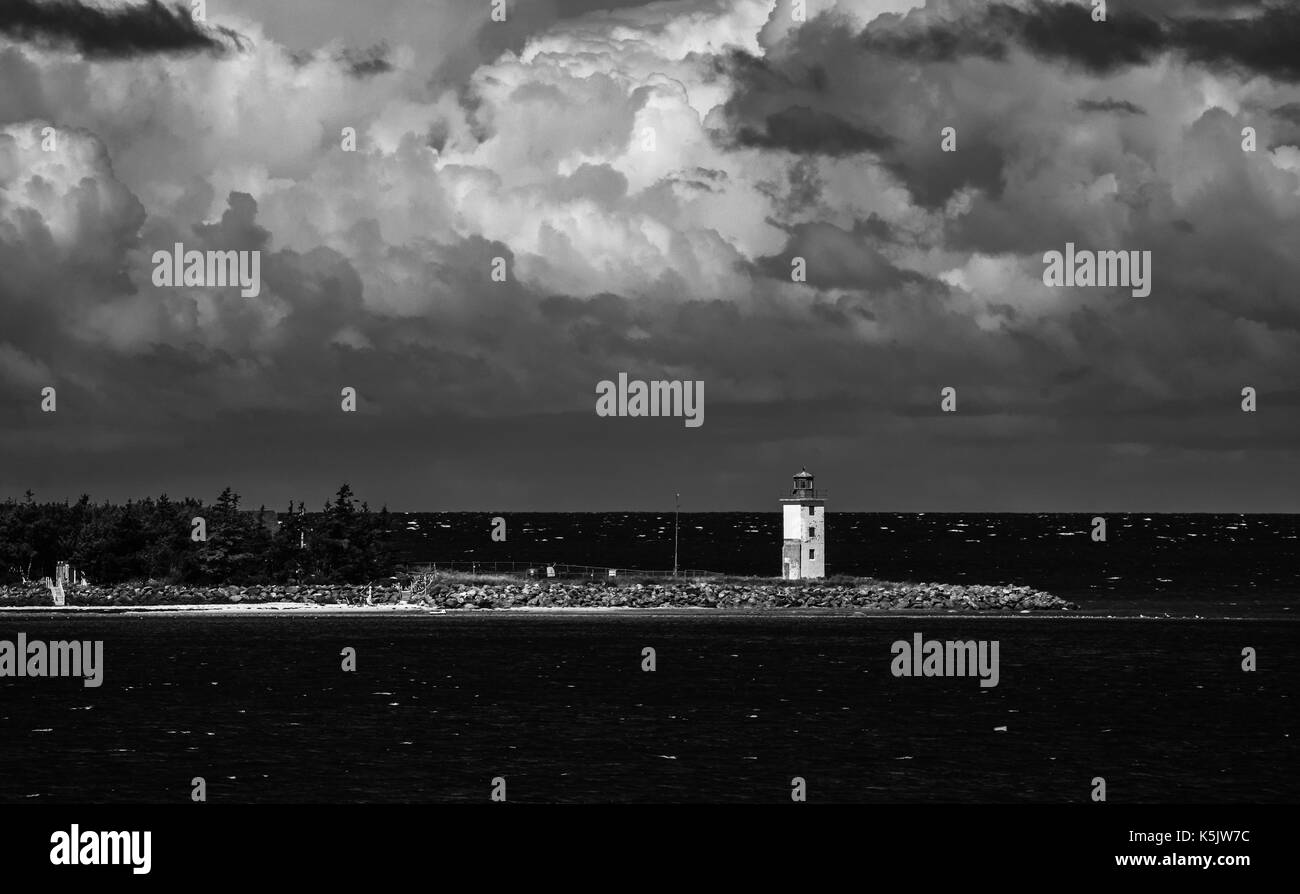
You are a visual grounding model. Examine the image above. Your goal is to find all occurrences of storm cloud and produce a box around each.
[0,0,245,57]
[855,1,1300,81]
[3,0,1300,511]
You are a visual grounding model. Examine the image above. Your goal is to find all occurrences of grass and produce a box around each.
[396,570,877,587]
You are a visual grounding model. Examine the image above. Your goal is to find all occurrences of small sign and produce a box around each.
[546,566,556,578]
[608,569,617,578]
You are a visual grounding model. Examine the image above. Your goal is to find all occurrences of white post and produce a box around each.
[674,493,680,577]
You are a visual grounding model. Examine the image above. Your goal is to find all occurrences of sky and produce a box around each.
[2,0,1300,512]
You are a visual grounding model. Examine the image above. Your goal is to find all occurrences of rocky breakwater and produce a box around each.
[0,578,1075,610]
[0,582,408,607]
[426,579,1076,611]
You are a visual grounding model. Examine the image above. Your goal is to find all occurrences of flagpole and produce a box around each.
[674,493,680,577]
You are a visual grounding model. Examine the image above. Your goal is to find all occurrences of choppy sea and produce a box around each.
[1,513,1294,803]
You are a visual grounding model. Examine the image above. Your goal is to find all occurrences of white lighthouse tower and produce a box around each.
[780,468,825,580]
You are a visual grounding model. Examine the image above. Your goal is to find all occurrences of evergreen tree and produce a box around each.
[0,486,395,586]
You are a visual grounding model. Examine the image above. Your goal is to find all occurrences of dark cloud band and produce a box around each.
[860,0,1300,82]
[0,0,245,58]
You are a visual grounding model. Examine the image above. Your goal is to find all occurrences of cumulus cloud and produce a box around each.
[2,0,1300,509]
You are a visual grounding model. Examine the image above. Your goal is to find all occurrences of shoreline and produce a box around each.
[0,603,1288,621]
[0,577,1079,613]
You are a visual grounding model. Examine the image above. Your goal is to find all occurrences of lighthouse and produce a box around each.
[780,468,825,580]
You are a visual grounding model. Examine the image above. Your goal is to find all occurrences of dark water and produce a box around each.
[387,512,1300,612]
[3,513,1295,804]
[0,614,1295,803]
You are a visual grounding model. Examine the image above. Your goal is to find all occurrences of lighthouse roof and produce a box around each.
[793,468,814,478]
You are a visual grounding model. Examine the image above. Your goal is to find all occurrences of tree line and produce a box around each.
[0,484,394,585]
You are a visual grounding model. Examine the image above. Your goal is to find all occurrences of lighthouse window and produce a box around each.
[809,549,816,560]
[809,526,816,537]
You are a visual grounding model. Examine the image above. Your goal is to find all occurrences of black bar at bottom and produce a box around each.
[0,804,1284,883]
